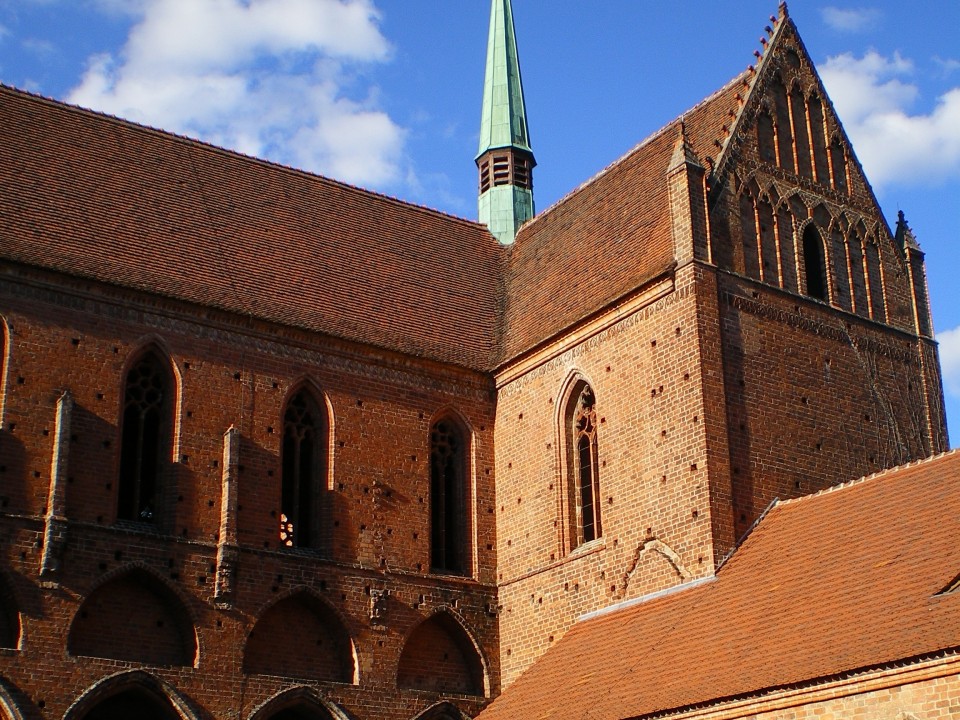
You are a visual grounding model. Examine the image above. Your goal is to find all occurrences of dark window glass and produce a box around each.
[803,226,828,301]
[571,384,601,546]
[281,390,326,549]
[118,353,170,523]
[431,419,468,574]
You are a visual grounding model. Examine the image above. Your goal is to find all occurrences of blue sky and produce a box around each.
[1,0,958,443]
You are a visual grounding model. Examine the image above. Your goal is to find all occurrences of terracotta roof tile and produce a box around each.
[0,84,504,371]
[477,451,960,720]
[0,68,744,371]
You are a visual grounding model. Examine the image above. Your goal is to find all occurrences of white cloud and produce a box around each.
[938,326,960,398]
[820,51,960,187]
[821,7,881,33]
[68,0,406,188]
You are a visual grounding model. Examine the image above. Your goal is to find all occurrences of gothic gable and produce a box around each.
[709,6,917,331]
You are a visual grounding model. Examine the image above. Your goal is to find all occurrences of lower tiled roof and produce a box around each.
[477,450,960,720]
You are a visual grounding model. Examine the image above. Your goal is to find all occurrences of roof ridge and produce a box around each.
[515,71,748,240]
[778,449,960,507]
[0,82,492,235]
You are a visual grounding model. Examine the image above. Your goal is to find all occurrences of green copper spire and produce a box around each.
[477,0,535,245]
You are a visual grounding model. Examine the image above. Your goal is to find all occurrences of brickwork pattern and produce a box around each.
[0,268,499,720]
[495,267,720,685]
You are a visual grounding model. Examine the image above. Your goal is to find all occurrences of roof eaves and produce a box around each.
[628,648,960,720]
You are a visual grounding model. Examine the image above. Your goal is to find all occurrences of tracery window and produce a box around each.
[118,352,172,523]
[281,389,327,549]
[430,417,468,575]
[567,382,601,548]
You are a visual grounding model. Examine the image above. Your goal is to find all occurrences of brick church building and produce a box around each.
[0,2,952,719]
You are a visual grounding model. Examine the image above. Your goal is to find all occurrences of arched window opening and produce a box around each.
[739,192,760,280]
[865,237,887,322]
[776,204,798,293]
[566,383,601,548]
[848,227,869,317]
[757,198,779,285]
[802,226,828,301]
[773,78,795,174]
[830,226,852,311]
[77,688,180,720]
[264,707,334,720]
[281,389,328,550]
[244,593,354,682]
[413,702,466,720]
[118,352,172,523]
[68,570,197,666]
[430,418,469,575]
[0,576,20,650]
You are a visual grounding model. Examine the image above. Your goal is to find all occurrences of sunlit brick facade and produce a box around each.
[0,3,949,720]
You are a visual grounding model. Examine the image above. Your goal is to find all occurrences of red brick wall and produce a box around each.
[494,266,723,686]
[718,272,937,539]
[0,265,498,720]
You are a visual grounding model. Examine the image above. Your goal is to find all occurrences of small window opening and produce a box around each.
[492,155,511,187]
[802,226,828,301]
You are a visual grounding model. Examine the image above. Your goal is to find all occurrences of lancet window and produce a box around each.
[118,351,172,523]
[281,389,328,549]
[430,417,469,575]
[802,225,828,301]
[566,382,602,549]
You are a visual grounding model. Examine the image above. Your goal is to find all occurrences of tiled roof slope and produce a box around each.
[0,67,742,370]
[500,73,744,364]
[477,450,960,720]
[0,85,504,371]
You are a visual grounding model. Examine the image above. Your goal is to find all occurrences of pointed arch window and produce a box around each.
[802,225,828,301]
[280,389,328,550]
[118,352,172,523]
[566,382,602,549]
[430,417,469,575]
